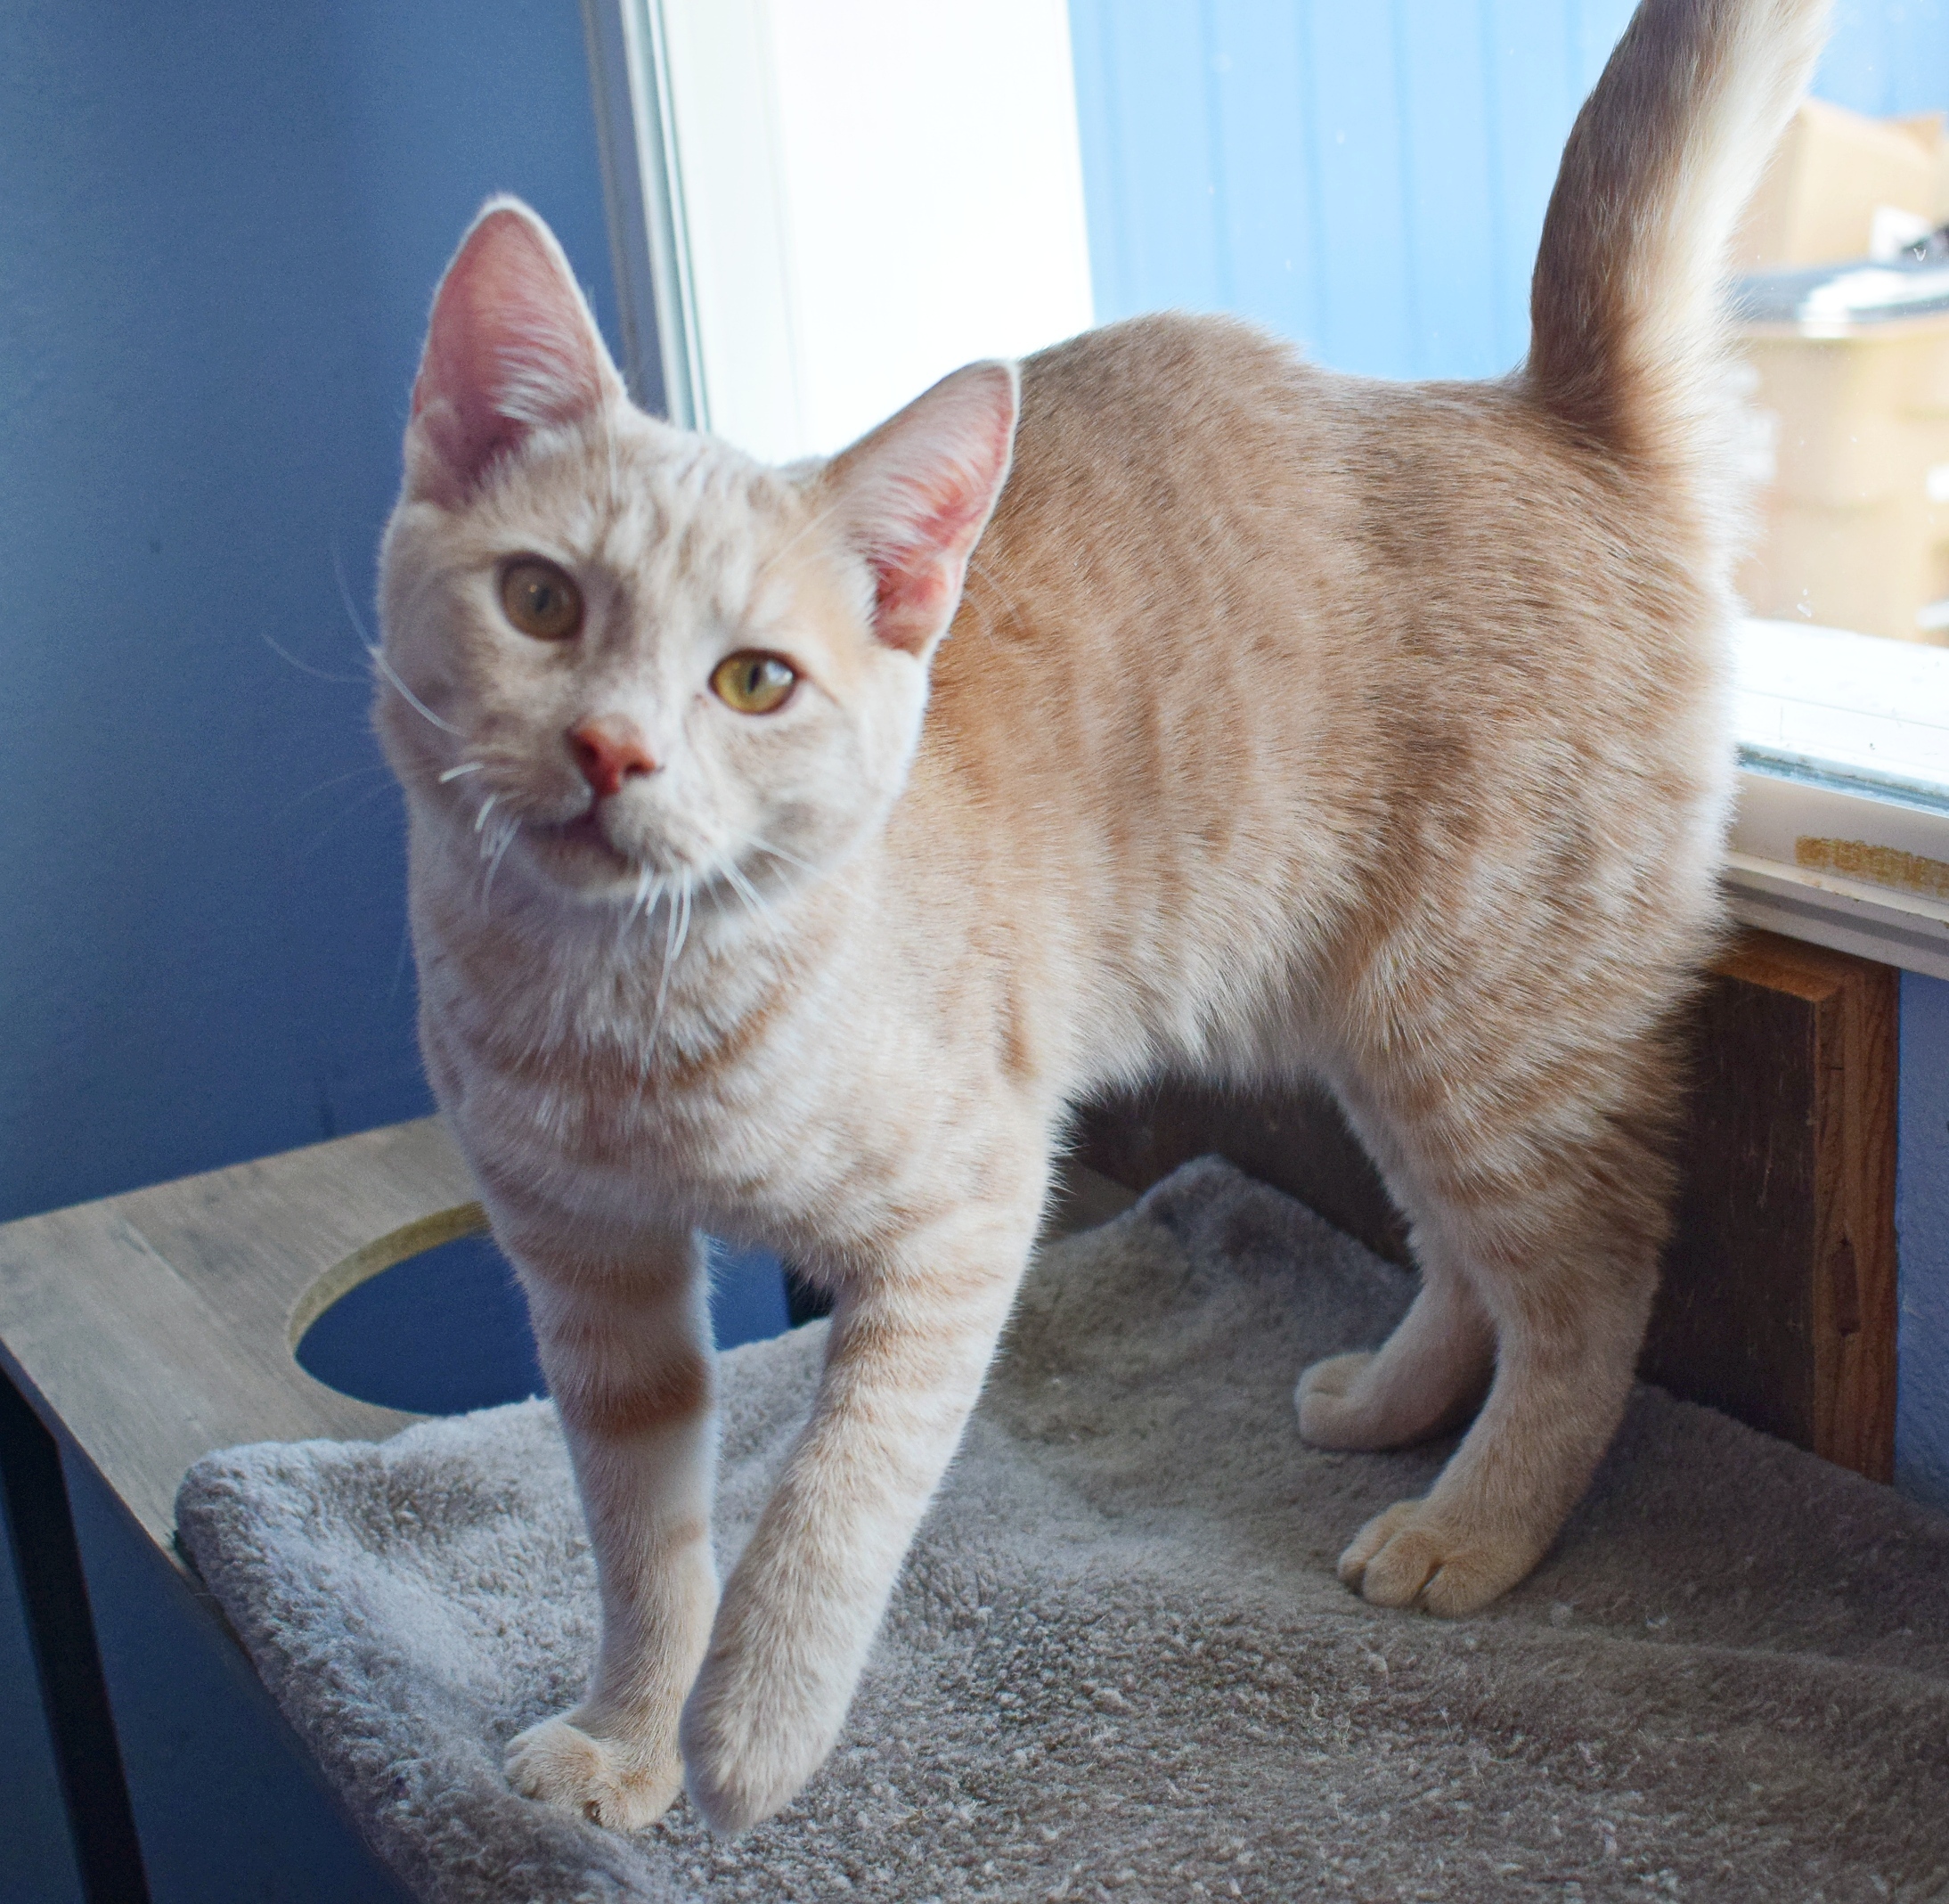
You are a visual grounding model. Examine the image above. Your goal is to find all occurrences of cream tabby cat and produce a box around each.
[376,0,1830,1836]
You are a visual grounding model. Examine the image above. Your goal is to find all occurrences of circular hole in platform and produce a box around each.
[296,1224,795,1416]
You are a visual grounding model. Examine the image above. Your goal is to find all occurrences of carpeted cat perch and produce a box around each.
[176,1159,1949,1902]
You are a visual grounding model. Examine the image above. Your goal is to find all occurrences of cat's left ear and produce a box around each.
[823,361,1019,660]
[404,197,623,508]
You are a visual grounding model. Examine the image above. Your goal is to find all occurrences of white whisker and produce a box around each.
[331,543,376,649]
[648,874,689,1047]
[721,860,774,927]
[283,764,393,813]
[474,794,499,835]
[619,866,665,942]
[744,832,817,875]
[675,882,693,963]
[759,497,841,576]
[262,632,368,686]
[439,761,485,783]
[370,645,464,736]
[480,818,518,908]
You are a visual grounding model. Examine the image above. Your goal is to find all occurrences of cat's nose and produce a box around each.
[567,715,657,799]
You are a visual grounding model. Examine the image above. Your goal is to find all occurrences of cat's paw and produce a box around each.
[505,1712,683,1832]
[1294,1351,1379,1447]
[679,1647,841,1836]
[1335,1499,1535,1616]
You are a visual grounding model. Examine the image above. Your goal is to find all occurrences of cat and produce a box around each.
[375,0,1831,1838]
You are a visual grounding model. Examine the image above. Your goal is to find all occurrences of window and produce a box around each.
[583,0,1949,977]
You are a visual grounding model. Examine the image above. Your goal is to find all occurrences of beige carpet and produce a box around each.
[176,1157,1949,1902]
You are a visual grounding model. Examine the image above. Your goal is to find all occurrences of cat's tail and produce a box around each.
[1525,0,1831,464]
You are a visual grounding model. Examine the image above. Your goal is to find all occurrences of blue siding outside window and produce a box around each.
[1068,0,1949,381]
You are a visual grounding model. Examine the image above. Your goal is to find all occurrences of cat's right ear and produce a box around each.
[823,361,1020,661]
[404,198,621,508]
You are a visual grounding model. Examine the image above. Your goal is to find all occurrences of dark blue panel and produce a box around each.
[0,1472,86,1904]
[709,1239,795,1351]
[297,1232,547,1416]
[1896,973,1949,1512]
[298,1232,792,1417]
[0,0,620,1224]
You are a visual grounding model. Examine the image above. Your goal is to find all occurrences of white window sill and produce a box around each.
[1729,620,1949,979]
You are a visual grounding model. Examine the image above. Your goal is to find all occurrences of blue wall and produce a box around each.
[0,7,622,1892]
[1899,975,1949,1513]
[0,0,621,1226]
[1069,0,1949,379]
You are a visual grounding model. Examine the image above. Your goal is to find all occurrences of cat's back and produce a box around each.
[931,306,1723,815]
[905,309,1732,1084]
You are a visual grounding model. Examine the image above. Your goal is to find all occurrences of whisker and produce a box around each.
[619,866,665,942]
[474,794,499,835]
[281,763,394,816]
[720,860,774,927]
[648,875,688,1045]
[480,817,518,908]
[262,633,368,687]
[670,880,693,966]
[439,762,485,783]
[331,543,376,649]
[297,775,399,857]
[964,555,1027,639]
[743,831,818,875]
[758,496,841,577]
[370,645,464,736]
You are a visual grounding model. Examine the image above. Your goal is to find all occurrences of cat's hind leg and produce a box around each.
[501,1220,719,1830]
[1296,1259,1494,1450]
[1334,1121,1667,1617]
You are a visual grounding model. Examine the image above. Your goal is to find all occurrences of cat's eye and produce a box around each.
[499,559,583,641]
[711,651,797,715]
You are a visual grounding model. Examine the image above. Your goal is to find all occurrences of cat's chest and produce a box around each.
[424,934,860,1227]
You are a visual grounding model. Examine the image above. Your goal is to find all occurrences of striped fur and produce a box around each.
[376,0,1831,1837]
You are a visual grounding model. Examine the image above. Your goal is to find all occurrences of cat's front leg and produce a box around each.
[501,1219,719,1831]
[680,1196,1040,1835]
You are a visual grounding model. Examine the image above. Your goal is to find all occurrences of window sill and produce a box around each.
[1729,620,1949,979]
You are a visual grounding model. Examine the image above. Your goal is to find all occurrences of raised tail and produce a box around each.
[1526,0,1831,462]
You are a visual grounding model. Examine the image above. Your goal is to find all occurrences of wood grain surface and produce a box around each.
[0,1118,476,1557]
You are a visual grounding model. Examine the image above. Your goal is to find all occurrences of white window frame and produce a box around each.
[580,0,1094,467]
[580,3,1949,981]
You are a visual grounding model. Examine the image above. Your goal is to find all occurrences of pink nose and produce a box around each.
[567,715,656,799]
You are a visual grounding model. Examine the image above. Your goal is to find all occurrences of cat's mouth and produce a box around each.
[531,806,636,872]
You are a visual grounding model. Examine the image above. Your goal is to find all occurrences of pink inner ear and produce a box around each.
[838,363,1019,658]
[409,203,610,506]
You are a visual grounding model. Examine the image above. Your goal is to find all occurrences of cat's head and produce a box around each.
[376,198,1016,917]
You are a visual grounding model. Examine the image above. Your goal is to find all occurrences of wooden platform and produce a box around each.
[0,1117,477,1561]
